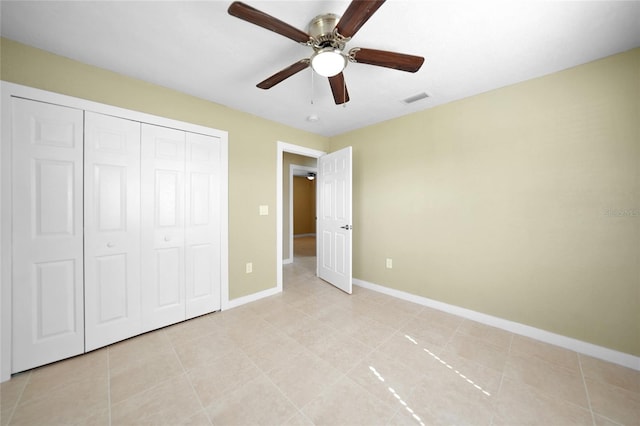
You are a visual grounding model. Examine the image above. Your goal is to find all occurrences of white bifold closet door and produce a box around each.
[185,132,221,319]
[141,124,186,331]
[9,97,223,373]
[11,98,85,373]
[141,124,221,331]
[84,112,142,351]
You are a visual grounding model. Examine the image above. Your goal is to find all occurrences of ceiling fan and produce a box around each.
[228,0,425,105]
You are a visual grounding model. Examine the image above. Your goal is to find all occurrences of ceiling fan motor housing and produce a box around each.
[308,13,346,50]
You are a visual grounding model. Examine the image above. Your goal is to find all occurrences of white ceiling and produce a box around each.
[2,1,639,137]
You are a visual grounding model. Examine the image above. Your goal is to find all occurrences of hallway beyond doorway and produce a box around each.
[294,235,316,258]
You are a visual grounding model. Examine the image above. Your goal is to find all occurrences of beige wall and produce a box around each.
[293,176,316,235]
[331,48,640,356]
[0,38,330,300]
[2,37,638,356]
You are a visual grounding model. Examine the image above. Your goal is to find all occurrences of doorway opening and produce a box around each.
[287,163,317,263]
[277,142,353,295]
[276,142,325,292]
[289,168,317,288]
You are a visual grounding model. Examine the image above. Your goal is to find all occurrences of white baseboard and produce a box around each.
[294,233,316,238]
[282,258,293,265]
[222,286,280,310]
[353,278,640,371]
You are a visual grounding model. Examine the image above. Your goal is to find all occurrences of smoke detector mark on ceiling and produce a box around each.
[402,92,430,105]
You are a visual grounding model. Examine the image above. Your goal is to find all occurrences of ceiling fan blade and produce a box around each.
[350,48,425,73]
[328,73,350,105]
[228,1,310,44]
[257,59,310,89]
[336,0,386,39]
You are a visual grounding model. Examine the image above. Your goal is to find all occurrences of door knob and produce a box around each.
[340,225,352,230]
[106,242,114,248]
[164,236,171,242]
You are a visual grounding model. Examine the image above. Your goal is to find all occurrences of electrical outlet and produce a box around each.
[259,205,269,216]
[246,262,253,273]
[386,258,393,269]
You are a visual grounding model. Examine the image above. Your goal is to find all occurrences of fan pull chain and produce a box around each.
[310,69,314,105]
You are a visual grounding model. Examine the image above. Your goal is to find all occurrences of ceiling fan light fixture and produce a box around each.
[311,48,347,77]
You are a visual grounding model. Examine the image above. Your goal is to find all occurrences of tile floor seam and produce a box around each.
[488,330,514,426]
[260,370,314,424]
[505,349,593,412]
[447,316,466,346]
[579,361,640,395]
[593,413,625,426]
[288,404,317,426]
[578,353,598,426]
[383,369,432,426]
[109,371,187,411]
[455,327,513,355]
[232,336,321,422]
[383,390,421,426]
[167,331,214,426]
[166,328,227,350]
[345,345,378,377]
[373,327,406,354]
[3,371,30,426]
[307,371,400,426]
[107,346,112,426]
[236,338,290,382]
[391,312,420,332]
[280,335,387,421]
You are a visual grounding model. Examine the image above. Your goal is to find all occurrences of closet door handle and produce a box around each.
[164,236,171,242]
[106,242,115,248]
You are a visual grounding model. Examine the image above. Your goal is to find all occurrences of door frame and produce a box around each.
[0,82,229,382]
[276,142,325,290]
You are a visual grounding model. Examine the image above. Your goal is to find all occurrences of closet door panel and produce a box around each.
[11,98,84,373]
[185,133,221,318]
[156,247,182,305]
[84,112,141,351]
[141,124,186,331]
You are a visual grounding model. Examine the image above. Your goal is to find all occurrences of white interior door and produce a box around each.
[84,112,142,351]
[317,146,352,294]
[11,98,85,373]
[185,133,221,318]
[141,124,186,331]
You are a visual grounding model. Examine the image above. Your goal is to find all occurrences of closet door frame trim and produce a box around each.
[0,81,229,382]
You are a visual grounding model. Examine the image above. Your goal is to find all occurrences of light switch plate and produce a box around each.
[259,205,269,216]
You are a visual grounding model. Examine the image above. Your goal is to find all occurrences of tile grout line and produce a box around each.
[375,331,423,426]
[167,330,214,426]
[577,354,597,426]
[3,371,31,426]
[488,332,514,426]
[107,347,112,426]
[378,305,435,425]
[220,318,317,425]
[264,369,316,426]
[109,342,192,407]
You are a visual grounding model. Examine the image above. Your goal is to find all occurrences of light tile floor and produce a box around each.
[2,244,639,425]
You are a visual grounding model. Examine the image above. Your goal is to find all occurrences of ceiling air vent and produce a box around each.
[402,92,430,105]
